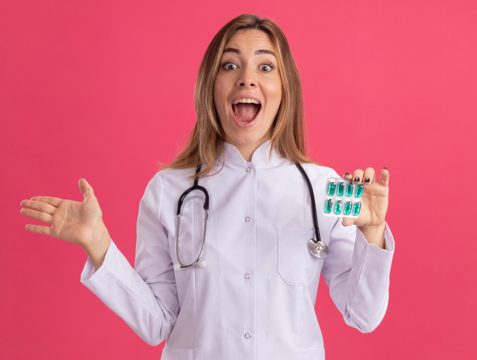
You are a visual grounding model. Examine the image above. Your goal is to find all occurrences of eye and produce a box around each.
[221,62,238,71]
[259,63,275,72]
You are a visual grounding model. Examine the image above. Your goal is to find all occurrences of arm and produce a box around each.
[80,175,179,346]
[321,217,395,333]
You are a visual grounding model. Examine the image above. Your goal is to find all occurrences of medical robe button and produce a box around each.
[245,166,251,173]
[244,332,252,339]
[245,216,251,222]
[244,272,251,279]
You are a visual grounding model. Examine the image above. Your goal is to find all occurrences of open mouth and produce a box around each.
[231,102,262,124]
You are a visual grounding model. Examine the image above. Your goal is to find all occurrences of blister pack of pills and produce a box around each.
[323,177,364,218]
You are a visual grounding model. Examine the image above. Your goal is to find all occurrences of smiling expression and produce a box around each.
[213,29,282,159]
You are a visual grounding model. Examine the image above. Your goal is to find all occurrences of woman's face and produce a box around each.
[213,29,282,159]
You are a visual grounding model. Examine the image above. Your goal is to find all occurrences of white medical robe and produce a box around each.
[80,140,395,360]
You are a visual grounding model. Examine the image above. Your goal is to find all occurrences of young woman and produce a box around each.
[20,14,395,360]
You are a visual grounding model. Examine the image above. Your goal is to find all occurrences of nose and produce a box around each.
[235,66,257,88]
[236,78,256,88]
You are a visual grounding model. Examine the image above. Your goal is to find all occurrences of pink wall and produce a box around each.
[2,0,476,358]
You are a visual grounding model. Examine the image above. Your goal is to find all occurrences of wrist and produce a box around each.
[80,222,111,254]
[358,221,386,232]
[358,222,386,248]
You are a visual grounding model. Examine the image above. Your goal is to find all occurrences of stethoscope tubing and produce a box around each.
[294,163,322,245]
[175,162,326,269]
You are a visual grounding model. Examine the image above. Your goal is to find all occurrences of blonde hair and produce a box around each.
[165,14,315,178]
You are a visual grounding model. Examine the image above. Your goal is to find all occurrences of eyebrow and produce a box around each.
[223,47,276,57]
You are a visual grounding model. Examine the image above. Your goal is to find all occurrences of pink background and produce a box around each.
[2,0,476,359]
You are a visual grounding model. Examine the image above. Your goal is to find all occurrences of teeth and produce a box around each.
[233,98,261,105]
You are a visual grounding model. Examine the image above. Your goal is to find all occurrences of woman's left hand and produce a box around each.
[342,167,390,230]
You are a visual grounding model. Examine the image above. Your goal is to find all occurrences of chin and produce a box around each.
[220,109,273,148]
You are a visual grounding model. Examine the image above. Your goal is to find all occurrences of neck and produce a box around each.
[229,137,270,162]
[226,130,272,161]
[238,144,257,161]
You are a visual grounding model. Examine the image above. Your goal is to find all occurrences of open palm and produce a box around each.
[20,178,105,246]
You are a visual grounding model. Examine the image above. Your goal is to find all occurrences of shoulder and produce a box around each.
[298,162,339,178]
[156,167,196,183]
[140,167,196,202]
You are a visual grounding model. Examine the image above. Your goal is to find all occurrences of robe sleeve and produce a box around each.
[321,170,395,333]
[80,173,179,345]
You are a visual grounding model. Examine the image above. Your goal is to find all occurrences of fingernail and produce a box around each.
[383,166,389,171]
[364,177,370,183]
[354,176,360,182]
[345,172,350,176]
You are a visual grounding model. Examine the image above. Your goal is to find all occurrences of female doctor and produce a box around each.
[20,14,395,360]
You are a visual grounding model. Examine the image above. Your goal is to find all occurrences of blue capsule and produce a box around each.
[334,200,343,215]
[337,181,345,196]
[355,184,364,198]
[327,180,336,196]
[352,201,361,216]
[324,198,333,214]
[345,183,354,197]
[344,201,352,216]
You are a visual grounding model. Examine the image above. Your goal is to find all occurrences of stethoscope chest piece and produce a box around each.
[308,239,329,259]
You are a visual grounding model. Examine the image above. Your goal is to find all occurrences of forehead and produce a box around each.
[224,29,275,51]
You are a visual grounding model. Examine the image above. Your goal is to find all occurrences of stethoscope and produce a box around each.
[174,162,329,269]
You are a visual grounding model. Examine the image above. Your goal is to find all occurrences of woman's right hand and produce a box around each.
[20,178,111,260]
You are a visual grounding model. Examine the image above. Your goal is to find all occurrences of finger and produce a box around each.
[362,167,376,186]
[342,216,355,226]
[20,199,56,215]
[20,208,53,224]
[342,171,353,181]
[29,196,62,207]
[78,178,94,198]
[352,169,364,184]
[25,223,52,236]
[379,167,390,187]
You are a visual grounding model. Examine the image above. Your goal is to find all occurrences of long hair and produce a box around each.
[165,14,314,178]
